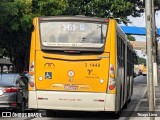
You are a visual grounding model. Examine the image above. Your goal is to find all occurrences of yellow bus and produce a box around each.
[28,16,136,117]
[138,64,147,76]
[142,65,147,76]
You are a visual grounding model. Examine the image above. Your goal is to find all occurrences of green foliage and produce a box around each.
[63,0,144,22]
[137,56,146,65]
[32,0,68,16]
[0,0,68,72]
[127,35,136,41]
[0,48,8,58]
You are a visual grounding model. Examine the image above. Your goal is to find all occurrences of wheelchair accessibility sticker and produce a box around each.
[45,72,52,79]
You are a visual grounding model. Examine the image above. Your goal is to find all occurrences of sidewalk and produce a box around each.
[130,78,160,119]
[139,79,160,110]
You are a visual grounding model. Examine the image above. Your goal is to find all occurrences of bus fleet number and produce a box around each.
[85,63,100,67]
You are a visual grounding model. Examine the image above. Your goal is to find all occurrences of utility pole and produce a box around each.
[151,0,158,107]
[145,0,155,120]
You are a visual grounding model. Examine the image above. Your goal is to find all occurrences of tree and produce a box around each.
[127,35,136,41]
[32,0,67,16]
[0,48,8,58]
[137,56,146,65]
[63,0,144,22]
[0,0,33,72]
[0,0,68,72]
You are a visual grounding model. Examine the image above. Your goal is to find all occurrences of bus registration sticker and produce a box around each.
[64,85,78,91]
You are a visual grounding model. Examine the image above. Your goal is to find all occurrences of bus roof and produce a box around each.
[38,16,109,23]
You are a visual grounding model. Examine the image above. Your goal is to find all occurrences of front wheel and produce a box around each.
[114,86,122,119]
[128,98,131,103]
[114,111,121,119]
[123,102,128,109]
[18,99,26,113]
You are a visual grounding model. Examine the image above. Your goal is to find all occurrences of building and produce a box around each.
[0,58,13,73]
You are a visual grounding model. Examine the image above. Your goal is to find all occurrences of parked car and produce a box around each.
[0,73,28,112]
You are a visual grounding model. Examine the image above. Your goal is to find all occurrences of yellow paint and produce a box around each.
[29,17,118,93]
[28,18,37,91]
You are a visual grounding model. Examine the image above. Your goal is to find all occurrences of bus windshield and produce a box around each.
[40,21,108,49]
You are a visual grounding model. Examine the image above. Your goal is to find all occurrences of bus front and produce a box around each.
[29,16,116,113]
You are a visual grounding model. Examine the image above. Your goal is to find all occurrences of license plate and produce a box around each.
[64,85,78,91]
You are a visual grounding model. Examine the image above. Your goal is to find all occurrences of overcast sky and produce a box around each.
[124,11,160,58]
[127,11,160,41]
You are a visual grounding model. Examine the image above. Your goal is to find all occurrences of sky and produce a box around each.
[127,11,160,41]
[124,11,160,58]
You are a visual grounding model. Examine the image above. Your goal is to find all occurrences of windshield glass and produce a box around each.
[40,21,107,49]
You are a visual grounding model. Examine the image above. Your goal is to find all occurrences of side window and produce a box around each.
[117,35,120,65]
[117,35,122,67]
[127,47,129,76]
[117,34,125,67]
[123,42,125,67]
[127,47,133,76]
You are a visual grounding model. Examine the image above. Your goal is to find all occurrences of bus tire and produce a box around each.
[114,85,122,119]
[114,111,121,119]
[123,102,128,109]
[46,110,56,117]
[128,98,131,103]
[18,99,26,113]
